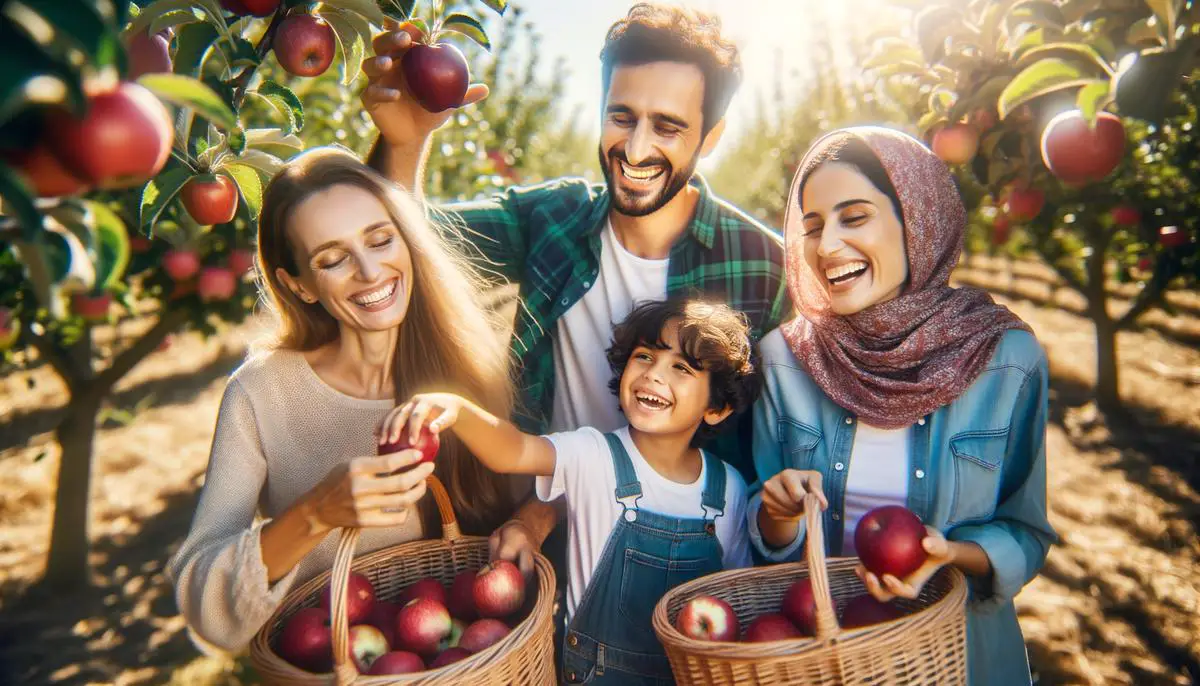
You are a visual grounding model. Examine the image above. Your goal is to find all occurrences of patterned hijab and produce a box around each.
[780,127,1031,429]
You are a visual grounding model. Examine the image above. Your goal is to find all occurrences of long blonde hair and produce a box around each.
[255,146,518,535]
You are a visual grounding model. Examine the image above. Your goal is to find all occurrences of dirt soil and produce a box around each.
[0,277,1196,685]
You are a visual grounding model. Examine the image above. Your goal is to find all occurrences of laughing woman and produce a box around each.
[168,148,521,654]
[748,127,1057,684]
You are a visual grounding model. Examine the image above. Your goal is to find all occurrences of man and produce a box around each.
[362,3,788,572]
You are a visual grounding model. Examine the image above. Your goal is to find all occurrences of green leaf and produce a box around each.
[948,75,1010,122]
[229,127,247,155]
[476,0,508,16]
[0,163,43,239]
[441,13,490,50]
[16,0,123,67]
[253,81,304,134]
[147,9,204,38]
[222,34,261,70]
[928,88,956,114]
[1006,1,1067,34]
[245,128,303,159]
[222,164,262,218]
[1014,42,1113,75]
[128,0,225,39]
[233,149,285,177]
[917,110,949,135]
[915,5,969,63]
[997,58,1104,118]
[88,201,131,289]
[172,20,221,77]
[137,73,238,131]
[1144,0,1182,43]
[317,0,387,25]
[322,10,367,86]
[1113,37,1200,123]
[408,18,430,39]
[139,168,192,233]
[0,22,87,126]
[1075,81,1111,120]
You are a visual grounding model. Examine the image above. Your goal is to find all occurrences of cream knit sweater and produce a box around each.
[167,349,425,654]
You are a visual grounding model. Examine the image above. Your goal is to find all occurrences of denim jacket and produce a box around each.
[746,327,1058,686]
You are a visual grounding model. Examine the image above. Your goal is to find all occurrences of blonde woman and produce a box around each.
[168,147,522,653]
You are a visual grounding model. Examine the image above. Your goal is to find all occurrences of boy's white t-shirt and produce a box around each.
[536,426,752,622]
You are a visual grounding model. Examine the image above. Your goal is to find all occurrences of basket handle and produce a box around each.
[326,474,460,684]
[802,492,841,641]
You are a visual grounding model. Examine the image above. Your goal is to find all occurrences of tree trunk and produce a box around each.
[42,391,102,590]
[1094,315,1121,414]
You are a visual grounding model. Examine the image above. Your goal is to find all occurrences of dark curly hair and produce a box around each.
[606,298,762,447]
[599,3,742,136]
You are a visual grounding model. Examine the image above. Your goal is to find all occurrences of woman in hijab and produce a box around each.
[748,126,1057,684]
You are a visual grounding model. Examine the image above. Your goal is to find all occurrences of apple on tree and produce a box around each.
[1040,110,1126,185]
[197,267,238,303]
[181,173,239,226]
[274,13,336,78]
[123,29,172,79]
[71,292,113,323]
[1004,185,1045,222]
[931,123,979,165]
[4,143,89,198]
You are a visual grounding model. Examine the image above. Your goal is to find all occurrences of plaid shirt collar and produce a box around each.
[577,174,719,250]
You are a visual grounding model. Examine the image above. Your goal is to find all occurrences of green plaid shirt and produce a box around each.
[440,174,791,477]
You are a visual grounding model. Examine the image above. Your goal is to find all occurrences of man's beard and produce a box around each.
[599,145,700,217]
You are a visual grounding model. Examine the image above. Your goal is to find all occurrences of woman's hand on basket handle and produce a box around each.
[757,469,828,550]
[855,526,991,602]
[259,451,433,581]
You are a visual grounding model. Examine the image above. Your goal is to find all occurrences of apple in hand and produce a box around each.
[394,597,453,656]
[277,607,333,672]
[743,613,803,642]
[402,43,470,113]
[473,560,525,618]
[780,577,818,636]
[429,646,471,668]
[854,505,929,580]
[379,424,440,464]
[349,624,390,673]
[839,594,903,629]
[367,650,425,675]
[320,571,376,625]
[675,595,738,642]
[458,618,509,653]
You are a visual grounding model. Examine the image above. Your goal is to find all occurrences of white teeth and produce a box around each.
[635,392,671,409]
[620,161,664,181]
[351,280,396,306]
[825,262,868,281]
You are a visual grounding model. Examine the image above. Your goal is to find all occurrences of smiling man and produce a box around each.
[362,3,788,574]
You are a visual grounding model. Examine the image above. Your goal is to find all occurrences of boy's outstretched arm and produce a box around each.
[379,393,556,477]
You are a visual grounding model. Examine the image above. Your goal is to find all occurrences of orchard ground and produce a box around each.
[0,272,1197,685]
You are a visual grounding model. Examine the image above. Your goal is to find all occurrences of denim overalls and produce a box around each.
[560,433,726,684]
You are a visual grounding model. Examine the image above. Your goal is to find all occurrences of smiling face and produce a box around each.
[276,183,413,332]
[599,61,720,217]
[795,162,909,315]
[618,318,729,439]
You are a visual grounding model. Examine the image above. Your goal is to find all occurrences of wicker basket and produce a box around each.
[249,475,557,685]
[652,493,968,685]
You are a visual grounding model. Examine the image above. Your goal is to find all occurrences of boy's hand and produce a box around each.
[761,469,828,522]
[854,526,954,602]
[378,393,467,447]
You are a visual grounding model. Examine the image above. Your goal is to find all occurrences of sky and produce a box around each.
[478,0,888,170]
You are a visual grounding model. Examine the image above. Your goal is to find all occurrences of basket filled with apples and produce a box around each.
[652,494,968,685]
[249,428,557,685]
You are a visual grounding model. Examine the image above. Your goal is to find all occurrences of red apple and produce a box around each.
[429,646,471,668]
[320,572,376,625]
[274,14,335,77]
[198,266,238,303]
[163,249,201,281]
[839,594,903,629]
[473,560,525,619]
[394,597,453,656]
[366,600,400,647]
[930,123,979,165]
[1040,110,1126,185]
[379,424,440,464]
[448,569,478,620]
[1111,205,1140,227]
[743,613,803,642]
[181,174,238,225]
[277,607,333,672]
[125,30,172,79]
[401,43,470,113]
[854,505,929,580]
[366,650,425,675]
[399,577,447,607]
[5,144,89,198]
[675,595,738,642]
[1159,225,1189,249]
[72,292,112,323]
[0,308,21,351]
[1005,186,1045,222]
[228,248,255,275]
[780,577,818,636]
[130,234,153,253]
[46,81,173,189]
[349,624,390,673]
[458,618,509,653]
[239,0,280,16]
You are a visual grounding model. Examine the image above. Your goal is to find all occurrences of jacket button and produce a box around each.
[845,416,853,425]
[832,512,841,521]
[568,634,578,647]
[918,417,926,426]
[915,469,926,479]
[560,297,569,306]
[834,462,845,471]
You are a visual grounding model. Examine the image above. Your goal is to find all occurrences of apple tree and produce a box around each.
[0,0,512,591]
[865,0,1199,413]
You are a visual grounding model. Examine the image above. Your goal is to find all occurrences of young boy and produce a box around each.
[378,298,762,684]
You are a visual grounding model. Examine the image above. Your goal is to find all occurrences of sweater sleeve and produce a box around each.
[167,379,303,654]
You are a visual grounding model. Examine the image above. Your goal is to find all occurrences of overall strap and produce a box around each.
[700,453,727,521]
[604,432,643,512]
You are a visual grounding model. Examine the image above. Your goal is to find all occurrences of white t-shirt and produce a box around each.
[842,423,912,554]
[536,426,752,622]
[549,222,670,433]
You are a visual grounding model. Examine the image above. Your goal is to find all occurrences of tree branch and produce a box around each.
[21,328,80,394]
[93,308,191,395]
[231,8,287,109]
[1118,268,1171,330]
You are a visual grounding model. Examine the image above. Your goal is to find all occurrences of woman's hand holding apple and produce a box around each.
[378,393,465,451]
[854,526,955,602]
[301,451,435,534]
